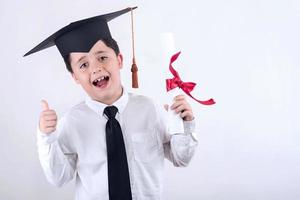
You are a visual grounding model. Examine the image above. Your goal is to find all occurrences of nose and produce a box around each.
[92,64,102,74]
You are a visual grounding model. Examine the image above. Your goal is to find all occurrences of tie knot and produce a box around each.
[104,106,118,119]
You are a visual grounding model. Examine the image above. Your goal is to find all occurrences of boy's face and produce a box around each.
[70,40,123,105]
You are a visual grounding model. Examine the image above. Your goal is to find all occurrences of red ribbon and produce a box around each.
[166,52,215,105]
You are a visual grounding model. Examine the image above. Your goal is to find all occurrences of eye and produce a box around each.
[98,56,108,62]
[79,62,88,69]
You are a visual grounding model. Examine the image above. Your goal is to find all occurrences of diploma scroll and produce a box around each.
[160,32,184,134]
[166,87,185,134]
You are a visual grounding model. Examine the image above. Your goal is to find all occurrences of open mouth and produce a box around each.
[92,76,109,88]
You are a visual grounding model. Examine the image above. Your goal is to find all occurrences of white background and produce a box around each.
[1,0,300,199]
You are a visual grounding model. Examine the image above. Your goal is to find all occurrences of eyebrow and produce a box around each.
[73,50,107,64]
[74,55,87,64]
[93,50,107,55]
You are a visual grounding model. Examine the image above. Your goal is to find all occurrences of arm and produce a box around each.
[163,120,197,167]
[37,100,77,187]
[157,95,198,167]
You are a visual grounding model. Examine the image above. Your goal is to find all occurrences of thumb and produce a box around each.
[41,100,49,111]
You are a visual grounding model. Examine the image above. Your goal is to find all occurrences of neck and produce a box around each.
[96,86,123,105]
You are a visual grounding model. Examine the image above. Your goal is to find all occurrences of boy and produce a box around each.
[25,7,197,200]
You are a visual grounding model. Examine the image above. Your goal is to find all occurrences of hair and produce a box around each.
[63,37,120,73]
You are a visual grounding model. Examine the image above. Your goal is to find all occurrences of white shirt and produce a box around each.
[37,91,198,200]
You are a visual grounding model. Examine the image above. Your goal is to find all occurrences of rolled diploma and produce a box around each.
[160,32,184,134]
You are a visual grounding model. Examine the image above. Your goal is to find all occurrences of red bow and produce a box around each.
[166,52,215,105]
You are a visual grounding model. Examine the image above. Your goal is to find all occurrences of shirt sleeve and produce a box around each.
[37,116,77,187]
[154,102,198,167]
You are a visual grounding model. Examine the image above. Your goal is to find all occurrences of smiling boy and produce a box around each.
[70,39,123,105]
[25,7,197,200]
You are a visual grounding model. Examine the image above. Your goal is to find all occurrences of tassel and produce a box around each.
[131,58,139,88]
[130,8,139,88]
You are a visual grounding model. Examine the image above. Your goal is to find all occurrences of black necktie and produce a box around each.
[104,106,132,200]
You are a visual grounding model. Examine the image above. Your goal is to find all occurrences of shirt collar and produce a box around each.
[85,87,129,116]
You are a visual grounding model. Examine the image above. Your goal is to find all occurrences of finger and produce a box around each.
[173,95,185,101]
[164,104,169,111]
[171,100,187,110]
[44,120,57,127]
[175,104,188,114]
[41,110,56,115]
[41,100,49,111]
[40,110,57,117]
[180,110,194,121]
[43,115,57,121]
[43,127,56,134]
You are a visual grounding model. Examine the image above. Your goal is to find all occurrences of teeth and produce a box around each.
[94,76,107,83]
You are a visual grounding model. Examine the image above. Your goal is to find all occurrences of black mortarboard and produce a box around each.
[24,6,139,88]
[24,7,137,57]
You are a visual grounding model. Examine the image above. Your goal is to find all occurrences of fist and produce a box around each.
[170,95,194,121]
[39,100,57,134]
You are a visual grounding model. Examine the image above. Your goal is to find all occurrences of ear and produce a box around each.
[71,73,80,84]
[117,53,123,69]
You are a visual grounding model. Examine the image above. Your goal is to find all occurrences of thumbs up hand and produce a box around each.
[39,100,57,134]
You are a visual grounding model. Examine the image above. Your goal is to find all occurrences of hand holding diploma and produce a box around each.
[161,33,214,134]
[39,100,58,134]
[170,95,194,121]
[165,52,215,133]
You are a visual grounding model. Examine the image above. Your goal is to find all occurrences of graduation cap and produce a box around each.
[24,7,139,88]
